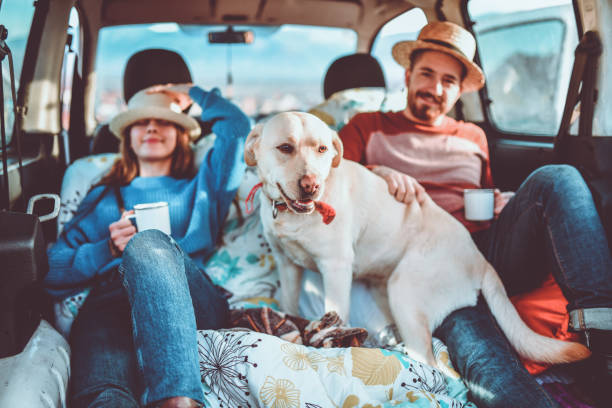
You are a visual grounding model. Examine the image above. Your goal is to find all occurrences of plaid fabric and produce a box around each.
[229,307,368,347]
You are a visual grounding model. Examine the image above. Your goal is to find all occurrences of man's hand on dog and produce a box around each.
[109,210,137,253]
[371,165,426,205]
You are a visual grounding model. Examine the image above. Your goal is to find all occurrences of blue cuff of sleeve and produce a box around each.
[189,86,220,109]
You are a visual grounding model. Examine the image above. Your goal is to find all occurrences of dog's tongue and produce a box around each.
[315,201,335,224]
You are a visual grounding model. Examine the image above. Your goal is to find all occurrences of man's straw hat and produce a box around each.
[392,21,485,93]
[109,89,201,140]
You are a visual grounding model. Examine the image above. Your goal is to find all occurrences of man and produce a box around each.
[339,21,612,408]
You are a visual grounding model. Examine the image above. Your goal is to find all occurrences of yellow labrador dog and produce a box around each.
[245,111,590,367]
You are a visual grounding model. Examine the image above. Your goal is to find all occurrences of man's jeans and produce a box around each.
[435,165,612,408]
[70,230,229,407]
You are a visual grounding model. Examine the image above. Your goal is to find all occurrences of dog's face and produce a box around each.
[245,112,343,215]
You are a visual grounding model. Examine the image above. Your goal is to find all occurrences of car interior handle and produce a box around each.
[27,193,61,223]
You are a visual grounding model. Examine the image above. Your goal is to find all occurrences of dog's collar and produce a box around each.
[272,200,288,219]
[245,182,336,224]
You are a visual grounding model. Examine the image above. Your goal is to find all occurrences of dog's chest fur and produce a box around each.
[262,214,323,271]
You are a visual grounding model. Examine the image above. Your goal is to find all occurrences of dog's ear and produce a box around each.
[244,123,264,166]
[331,132,344,168]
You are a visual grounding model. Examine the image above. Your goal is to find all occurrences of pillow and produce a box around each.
[57,153,117,235]
[197,329,473,407]
[205,167,280,307]
[308,87,388,132]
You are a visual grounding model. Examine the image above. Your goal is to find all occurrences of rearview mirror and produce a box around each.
[208,26,254,44]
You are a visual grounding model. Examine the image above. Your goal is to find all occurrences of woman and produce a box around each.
[45,84,250,408]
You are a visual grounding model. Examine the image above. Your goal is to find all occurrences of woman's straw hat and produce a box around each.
[392,21,485,93]
[109,89,201,140]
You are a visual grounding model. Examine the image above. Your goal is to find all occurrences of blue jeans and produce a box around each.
[70,230,229,407]
[435,165,612,408]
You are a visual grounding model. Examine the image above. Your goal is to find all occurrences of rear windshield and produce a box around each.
[95,24,357,123]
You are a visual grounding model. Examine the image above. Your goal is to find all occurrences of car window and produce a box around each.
[468,0,578,136]
[94,24,357,123]
[371,7,427,110]
[0,0,36,148]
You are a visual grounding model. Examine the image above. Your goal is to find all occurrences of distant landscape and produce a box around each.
[94,24,358,121]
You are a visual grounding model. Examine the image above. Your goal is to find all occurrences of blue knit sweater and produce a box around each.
[45,87,250,299]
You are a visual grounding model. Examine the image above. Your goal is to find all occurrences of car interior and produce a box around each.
[1,0,611,407]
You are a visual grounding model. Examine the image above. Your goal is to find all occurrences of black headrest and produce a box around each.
[323,53,386,100]
[123,49,192,102]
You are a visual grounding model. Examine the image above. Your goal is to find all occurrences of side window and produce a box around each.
[467,0,578,136]
[371,8,427,110]
[0,0,36,147]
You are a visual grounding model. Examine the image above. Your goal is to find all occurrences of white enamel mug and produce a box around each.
[127,201,171,235]
[463,189,494,221]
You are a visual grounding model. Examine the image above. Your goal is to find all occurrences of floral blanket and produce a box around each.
[197,329,474,408]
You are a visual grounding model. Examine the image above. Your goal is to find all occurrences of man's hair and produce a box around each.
[409,49,468,81]
[97,123,195,186]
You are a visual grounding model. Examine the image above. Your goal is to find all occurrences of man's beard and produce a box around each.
[407,91,443,123]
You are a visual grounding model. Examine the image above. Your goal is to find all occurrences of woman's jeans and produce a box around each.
[435,165,612,408]
[70,230,229,407]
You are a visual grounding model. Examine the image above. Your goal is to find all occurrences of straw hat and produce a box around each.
[392,21,485,93]
[109,89,201,140]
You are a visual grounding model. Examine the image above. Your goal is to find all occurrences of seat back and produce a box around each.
[309,53,389,131]
[323,53,386,99]
[122,48,193,102]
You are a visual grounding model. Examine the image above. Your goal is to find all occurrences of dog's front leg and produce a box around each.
[318,259,353,323]
[276,254,304,316]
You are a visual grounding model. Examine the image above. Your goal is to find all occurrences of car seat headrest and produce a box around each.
[323,53,386,100]
[123,49,193,102]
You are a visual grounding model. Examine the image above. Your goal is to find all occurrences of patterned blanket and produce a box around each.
[197,329,475,408]
[230,307,368,348]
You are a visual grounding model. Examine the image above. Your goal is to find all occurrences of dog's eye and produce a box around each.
[276,144,294,154]
[318,145,328,153]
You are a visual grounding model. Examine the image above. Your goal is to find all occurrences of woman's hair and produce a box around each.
[97,122,195,186]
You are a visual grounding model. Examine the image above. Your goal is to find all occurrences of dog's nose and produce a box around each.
[299,175,319,195]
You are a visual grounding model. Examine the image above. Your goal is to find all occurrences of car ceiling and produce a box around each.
[77,0,435,49]
[92,0,410,27]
